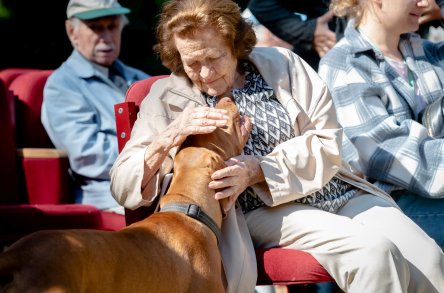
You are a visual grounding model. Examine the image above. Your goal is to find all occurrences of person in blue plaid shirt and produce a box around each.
[319,0,444,248]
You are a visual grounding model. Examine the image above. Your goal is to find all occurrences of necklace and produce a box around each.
[406,64,415,89]
[385,56,416,90]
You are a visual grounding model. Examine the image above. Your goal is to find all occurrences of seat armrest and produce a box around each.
[17,148,72,204]
[114,102,138,153]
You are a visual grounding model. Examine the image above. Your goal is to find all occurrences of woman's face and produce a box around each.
[377,0,430,34]
[174,28,238,97]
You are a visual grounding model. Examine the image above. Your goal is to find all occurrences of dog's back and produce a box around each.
[0,221,224,292]
[0,97,245,293]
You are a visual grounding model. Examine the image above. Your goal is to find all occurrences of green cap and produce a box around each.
[67,0,130,20]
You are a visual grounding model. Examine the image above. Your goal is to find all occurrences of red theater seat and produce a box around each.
[114,76,334,288]
[0,68,37,88]
[0,69,125,247]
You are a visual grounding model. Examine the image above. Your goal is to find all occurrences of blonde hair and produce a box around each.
[330,0,365,24]
[154,0,257,76]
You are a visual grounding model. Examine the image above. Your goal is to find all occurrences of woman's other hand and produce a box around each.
[209,155,264,213]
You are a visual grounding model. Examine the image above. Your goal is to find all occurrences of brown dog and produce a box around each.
[0,97,249,293]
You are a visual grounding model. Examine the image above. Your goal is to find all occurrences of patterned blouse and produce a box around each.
[206,62,358,214]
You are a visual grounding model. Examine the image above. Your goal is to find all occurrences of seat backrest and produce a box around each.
[9,70,54,148]
[126,75,168,105]
[114,75,168,225]
[0,68,38,88]
[115,75,168,153]
[0,79,19,203]
[3,69,73,205]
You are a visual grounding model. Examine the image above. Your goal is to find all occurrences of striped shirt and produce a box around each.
[318,21,444,198]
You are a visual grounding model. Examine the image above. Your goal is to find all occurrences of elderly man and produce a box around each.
[41,0,149,214]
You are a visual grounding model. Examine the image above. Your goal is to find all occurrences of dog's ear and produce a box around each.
[239,115,252,149]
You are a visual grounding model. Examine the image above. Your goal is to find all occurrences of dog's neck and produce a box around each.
[160,98,244,238]
[161,147,224,228]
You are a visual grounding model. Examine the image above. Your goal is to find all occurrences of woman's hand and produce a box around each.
[208,155,264,213]
[162,106,229,148]
[143,106,228,189]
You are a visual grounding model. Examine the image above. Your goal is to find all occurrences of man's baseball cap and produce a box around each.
[67,0,130,20]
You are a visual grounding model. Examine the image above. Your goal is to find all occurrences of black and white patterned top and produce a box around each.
[205,62,358,214]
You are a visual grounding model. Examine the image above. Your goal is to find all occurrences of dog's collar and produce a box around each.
[160,203,221,244]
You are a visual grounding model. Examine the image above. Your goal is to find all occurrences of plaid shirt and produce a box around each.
[318,21,444,198]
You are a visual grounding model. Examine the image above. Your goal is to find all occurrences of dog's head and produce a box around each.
[171,98,251,219]
[213,96,251,159]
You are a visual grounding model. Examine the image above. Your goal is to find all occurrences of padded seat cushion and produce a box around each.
[256,248,333,284]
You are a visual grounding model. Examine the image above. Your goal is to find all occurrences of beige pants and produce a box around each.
[220,207,257,293]
[245,193,444,292]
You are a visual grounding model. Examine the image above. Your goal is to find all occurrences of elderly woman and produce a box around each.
[110,0,444,291]
[318,0,444,249]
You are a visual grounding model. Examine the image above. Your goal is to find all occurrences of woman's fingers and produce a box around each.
[210,175,238,194]
[189,107,229,128]
[174,106,229,135]
[192,107,228,119]
[163,106,229,147]
[211,158,242,180]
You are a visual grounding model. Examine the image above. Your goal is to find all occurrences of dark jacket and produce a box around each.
[248,0,347,69]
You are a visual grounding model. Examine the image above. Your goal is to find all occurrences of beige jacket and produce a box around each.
[110,47,397,292]
[110,46,396,210]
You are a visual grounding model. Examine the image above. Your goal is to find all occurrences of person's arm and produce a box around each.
[319,49,444,198]
[248,0,335,56]
[313,10,337,57]
[257,52,342,206]
[419,0,442,25]
[110,79,229,210]
[248,0,317,52]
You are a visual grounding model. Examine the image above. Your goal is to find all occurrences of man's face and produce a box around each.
[67,15,123,67]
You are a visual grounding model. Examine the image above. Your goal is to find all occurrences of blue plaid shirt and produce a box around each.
[318,21,444,198]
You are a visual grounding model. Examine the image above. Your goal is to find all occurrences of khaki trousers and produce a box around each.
[245,193,444,292]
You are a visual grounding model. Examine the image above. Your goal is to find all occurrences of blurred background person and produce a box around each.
[248,0,347,70]
[418,0,444,41]
[319,0,444,248]
[41,0,150,214]
[242,8,293,49]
